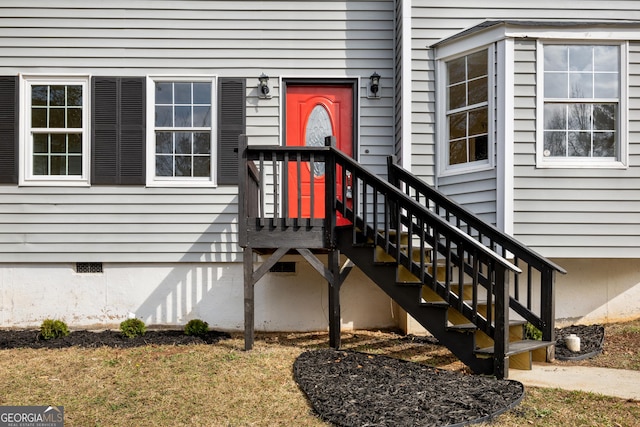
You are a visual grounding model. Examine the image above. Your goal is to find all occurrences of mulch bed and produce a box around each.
[555,324,605,360]
[0,324,605,426]
[294,349,524,427]
[0,329,230,349]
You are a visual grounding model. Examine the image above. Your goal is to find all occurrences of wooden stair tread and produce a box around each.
[420,300,449,308]
[447,322,477,332]
[395,281,423,287]
[475,340,554,357]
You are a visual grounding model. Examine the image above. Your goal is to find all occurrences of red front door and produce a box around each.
[286,84,354,223]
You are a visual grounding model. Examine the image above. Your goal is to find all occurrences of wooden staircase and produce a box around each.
[239,136,567,379]
[336,226,552,376]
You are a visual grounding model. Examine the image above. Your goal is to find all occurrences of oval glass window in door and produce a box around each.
[305,104,333,177]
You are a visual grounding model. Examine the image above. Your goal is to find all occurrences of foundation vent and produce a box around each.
[269,262,296,273]
[76,262,104,274]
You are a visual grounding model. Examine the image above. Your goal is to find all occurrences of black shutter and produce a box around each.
[119,78,145,184]
[0,76,18,184]
[218,78,245,185]
[92,78,118,184]
[92,77,145,185]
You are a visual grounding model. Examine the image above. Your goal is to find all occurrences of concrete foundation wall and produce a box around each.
[553,258,640,326]
[1,258,638,330]
[0,259,398,331]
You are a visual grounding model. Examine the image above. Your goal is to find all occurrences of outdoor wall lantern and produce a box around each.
[368,72,381,99]
[258,73,271,99]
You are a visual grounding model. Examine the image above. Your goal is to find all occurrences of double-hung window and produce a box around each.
[147,76,217,187]
[539,43,626,167]
[20,75,90,186]
[442,48,491,174]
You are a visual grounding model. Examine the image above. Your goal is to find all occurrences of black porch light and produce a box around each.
[258,73,271,99]
[369,72,381,98]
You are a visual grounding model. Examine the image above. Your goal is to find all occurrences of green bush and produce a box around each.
[184,319,209,337]
[40,319,70,340]
[525,323,543,340]
[120,318,146,339]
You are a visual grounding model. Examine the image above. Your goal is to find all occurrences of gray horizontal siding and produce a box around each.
[0,0,395,263]
[0,3,394,75]
[437,170,498,224]
[411,1,640,258]
[0,187,239,263]
[512,39,640,257]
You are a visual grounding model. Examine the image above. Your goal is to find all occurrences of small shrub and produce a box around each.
[40,319,70,340]
[184,319,209,337]
[525,323,543,340]
[120,318,146,339]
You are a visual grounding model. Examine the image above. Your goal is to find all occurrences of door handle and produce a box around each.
[345,171,353,199]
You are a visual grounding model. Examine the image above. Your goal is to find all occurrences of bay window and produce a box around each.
[442,48,492,174]
[539,43,626,167]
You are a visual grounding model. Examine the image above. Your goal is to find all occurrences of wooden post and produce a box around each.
[324,136,337,249]
[328,249,341,349]
[541,267,556,361]
[325,135,340,348]
[243,246,255,350]
[238,134,248,248]
[494,263,510,379]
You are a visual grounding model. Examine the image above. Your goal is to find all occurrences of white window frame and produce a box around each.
[19,74,91,186]
[536,40,628,169]
[437,45,496,177]
[146,75,218,188]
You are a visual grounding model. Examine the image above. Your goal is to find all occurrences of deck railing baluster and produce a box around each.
[444,237,451,297]
[486,260,494,333]
[419,218,426,283]
[457,243,465,313]
[431,227,438,291]
[362,180,368,232]
[310,153,315,221]
[527,265,533,310]
[296,152,302,224]
[373,188,379,242]
[471,251,479,323]
[259,153,266,226]
[272,152,279,222]
[513,256,520,301]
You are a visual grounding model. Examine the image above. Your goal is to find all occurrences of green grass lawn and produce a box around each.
[1,320,639,426]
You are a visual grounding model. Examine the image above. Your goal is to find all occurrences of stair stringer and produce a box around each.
[336,228,494,375]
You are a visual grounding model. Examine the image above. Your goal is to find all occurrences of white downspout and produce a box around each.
[400,0,412,171]
[497,38,515,235]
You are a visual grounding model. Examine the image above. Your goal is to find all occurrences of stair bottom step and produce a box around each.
[475,340,553,357]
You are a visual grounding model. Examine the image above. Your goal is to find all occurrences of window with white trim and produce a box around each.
[147,77,217,187]
[442,48,492,173]
[20,76,90,186]
[539,43,626,167]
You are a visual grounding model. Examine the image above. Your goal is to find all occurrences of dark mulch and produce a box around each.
[555,324,604,360]
[0,324,605,427]
[294,349,524,427]
[0,329,230,349]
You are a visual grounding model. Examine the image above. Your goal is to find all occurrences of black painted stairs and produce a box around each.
[335,226,553,377]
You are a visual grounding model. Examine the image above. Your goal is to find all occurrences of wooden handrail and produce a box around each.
[385,155,565,344]
[387,159,567,275]
[329,148,522,274]
[239,138,561,376]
